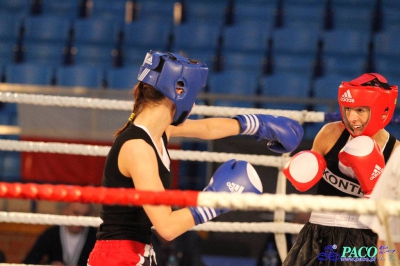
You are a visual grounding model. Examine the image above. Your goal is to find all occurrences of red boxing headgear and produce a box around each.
[338,73,398,137]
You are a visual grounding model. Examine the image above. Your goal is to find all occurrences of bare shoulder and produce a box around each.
[312,121,344,155]
[319,121,344,137]
[119,139,157,176]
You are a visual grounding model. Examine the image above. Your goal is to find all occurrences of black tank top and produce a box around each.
[316,129,396,198]
[96,123,172,244]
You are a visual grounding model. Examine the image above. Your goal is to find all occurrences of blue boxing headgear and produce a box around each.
[137,50,208,125]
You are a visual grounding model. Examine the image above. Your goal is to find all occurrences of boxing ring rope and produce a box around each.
[0,139,286,167]
[2,91,400,124]
[0,211,304,234]
[1,182,399,216]
[0,91,322,122]
[1,91,400,265]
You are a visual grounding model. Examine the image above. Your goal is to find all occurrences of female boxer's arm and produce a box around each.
[167,118,240,140]
[168,114,303,153]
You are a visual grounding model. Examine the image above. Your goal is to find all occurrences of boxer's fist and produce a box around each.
[283,150,326,192]
[189,159,263,225]
[234,114,303,153]
[338,136,385,197]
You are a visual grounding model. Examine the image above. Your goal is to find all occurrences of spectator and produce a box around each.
[23,202,97,266]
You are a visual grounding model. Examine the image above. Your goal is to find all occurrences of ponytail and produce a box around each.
[114,82,165,137]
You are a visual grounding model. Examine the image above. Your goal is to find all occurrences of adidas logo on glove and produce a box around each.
[227,182,245,194]
[370,164,382,181]
[340,89,355,103]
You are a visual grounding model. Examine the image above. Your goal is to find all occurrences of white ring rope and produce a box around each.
[196,193,400,216]
[0,91,325,122]
[0,212,303,234]
[0,139,287,168]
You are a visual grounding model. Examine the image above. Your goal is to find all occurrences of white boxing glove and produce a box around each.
[283,150,326,192]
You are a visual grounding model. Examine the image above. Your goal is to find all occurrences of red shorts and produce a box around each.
[87,240,155,266]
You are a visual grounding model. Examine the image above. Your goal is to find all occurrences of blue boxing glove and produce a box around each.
[189,159,263,225]
[234,114,303,153]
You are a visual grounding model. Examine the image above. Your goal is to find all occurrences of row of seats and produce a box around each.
[0,62,344,111]
[1,0,399,31]
[1,19,398,77]
[1,0,399,79]
[2,63,140,90]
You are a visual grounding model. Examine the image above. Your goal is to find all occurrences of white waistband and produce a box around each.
[310,211,369,229]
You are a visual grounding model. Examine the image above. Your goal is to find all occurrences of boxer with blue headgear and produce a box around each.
[89,50,304,266]
[137,50,208,125]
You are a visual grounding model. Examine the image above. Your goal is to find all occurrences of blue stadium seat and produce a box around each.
[23,15,71,45]
[0,0,30,14]
[5,63,55,85]
[0,40,15,67]
[273,53,315,78]
[41,0,78,18]
[172,22,221,55]
[234,2,274,25]
[284,0,324,4]
[74,44,114,68]
[72,18,120,47]
[222,21,271,54]
[273,26,320,56]
[331,5,374,31]
[91,0,126,23]
[312,74,348,113]
[0,12,23,41]
[375,57,400,79]
[137,0,174,21]
[106,65,140,90]
[124,46,149,66]
[55,65,105,88]
[322,29,370,59]
[185,1,226,25]
[123,18,172,51]
[382,7,400,32]
[223,51,263,72]
[259,73,311,111]
[324,56,366,77]
[283,4,324,28]
[24,42,65,66]
[208,70,259,107]
[374,30,400,60]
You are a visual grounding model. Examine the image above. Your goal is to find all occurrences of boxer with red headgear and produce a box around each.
[338,73,398,137]
[282,73,400,266]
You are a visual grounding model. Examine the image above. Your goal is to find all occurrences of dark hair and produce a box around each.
[114,82,166,136]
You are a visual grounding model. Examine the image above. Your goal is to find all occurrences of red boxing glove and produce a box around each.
[283,150,327,192]
[338,136,385,198]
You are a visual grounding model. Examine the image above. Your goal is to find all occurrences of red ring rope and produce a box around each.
[0,182,199,207]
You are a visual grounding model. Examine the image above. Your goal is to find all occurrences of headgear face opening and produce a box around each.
[338,73,398,137]
[137,50,208,125]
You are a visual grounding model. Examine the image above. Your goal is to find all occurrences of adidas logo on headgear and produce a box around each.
[143,53,153,65]
[340,89,355,103]
[226,182,244,194]
[370,164,382,180]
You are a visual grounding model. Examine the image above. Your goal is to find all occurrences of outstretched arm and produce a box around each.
[167,118,241,140]
[168,114,304,153]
